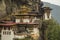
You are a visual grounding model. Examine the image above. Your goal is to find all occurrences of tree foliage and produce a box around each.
[44,19,60,40]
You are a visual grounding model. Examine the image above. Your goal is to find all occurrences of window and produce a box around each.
[3,31,11,35]
[3,31,6,35]
[9,32,11,35]
[3,31,5,35]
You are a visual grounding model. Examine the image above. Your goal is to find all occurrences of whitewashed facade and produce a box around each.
[44,13,51,20]
[1,30,14,40]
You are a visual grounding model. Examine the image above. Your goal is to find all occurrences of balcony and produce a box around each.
[15,18,40,25]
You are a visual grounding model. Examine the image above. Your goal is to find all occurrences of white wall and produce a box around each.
[32,17,40,23]
[23,19,30,23]
[44,13,51,20]
[1,30,14,40]
[15,19,20,23]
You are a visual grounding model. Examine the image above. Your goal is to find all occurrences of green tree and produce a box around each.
[44,19,60,40]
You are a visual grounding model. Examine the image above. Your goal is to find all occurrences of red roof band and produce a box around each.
[0,23,39,26]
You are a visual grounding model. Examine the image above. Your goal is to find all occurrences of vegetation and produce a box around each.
[43,19,60,40]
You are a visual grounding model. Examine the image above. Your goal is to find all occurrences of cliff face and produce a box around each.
[0,0,17,20]
[0,0,6,18]
[0,0,28,18]
[0,0,41,20]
